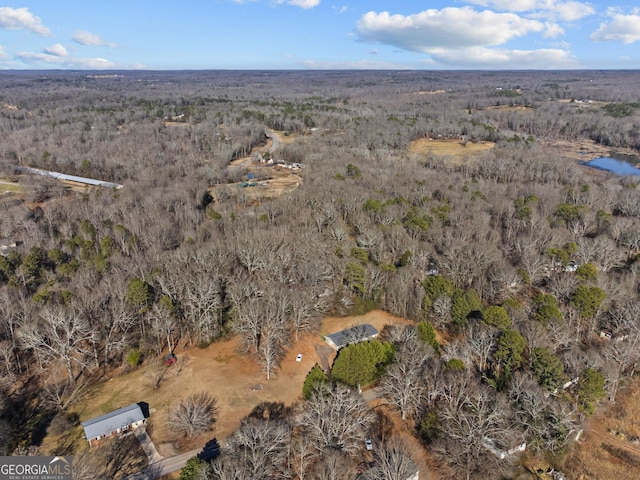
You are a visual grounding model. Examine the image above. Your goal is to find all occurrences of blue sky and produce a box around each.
[0,0,638,69]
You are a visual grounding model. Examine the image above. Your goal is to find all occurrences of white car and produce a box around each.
[365,438,373,451]
[296,354,303,362]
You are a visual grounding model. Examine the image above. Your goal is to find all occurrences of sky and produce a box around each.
[0,0,639,70]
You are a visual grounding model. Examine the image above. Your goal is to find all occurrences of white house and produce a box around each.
[325,324,379,350]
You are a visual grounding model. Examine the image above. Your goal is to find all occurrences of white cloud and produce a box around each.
[426,46,577,68]
[590,11,640,44]
[356,8,545,52]
[0,45,8,61]
[72,30,116,47]
[275,0,320,8]
[465,0,594,21]
[16,51,118,69]
[43,43,68,57]
[551,1,594,21]
[543,22,565,38]
[355,8,580,69]
[332,5,348,14]
[0,7,51,36]
[465,0,539,12]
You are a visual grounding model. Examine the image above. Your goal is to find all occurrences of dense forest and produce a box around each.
[1,70,640,479]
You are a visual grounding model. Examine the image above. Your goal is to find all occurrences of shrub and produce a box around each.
[127,351,142,368]
[482,306,511,330]
[417,321,439,354]
[331,340,395,387]
[578,368,606,416]
[303,364,329,400]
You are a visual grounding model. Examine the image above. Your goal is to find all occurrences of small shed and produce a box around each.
[325,324,379,350]
[81,403,145,446]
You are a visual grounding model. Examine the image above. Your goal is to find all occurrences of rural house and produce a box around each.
[325,324,379,350]
[81,403,146,446]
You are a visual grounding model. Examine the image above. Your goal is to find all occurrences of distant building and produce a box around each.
[81,403,145,446]
[325,324,378,350]
[15,166,123,189]
[0,240,22,257]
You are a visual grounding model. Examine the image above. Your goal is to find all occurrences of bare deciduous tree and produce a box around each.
[214,417,291,480]
[380,330,432,421]
[300,385,374,457]
[169,392,217,438]
[18,306,94,382]
[310,450,357,480]
[362,438,419,480]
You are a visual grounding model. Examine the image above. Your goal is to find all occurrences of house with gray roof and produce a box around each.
[325,324,379,350]
[81,403,145,446]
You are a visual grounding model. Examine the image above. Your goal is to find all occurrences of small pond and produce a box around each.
[585,155,640,176]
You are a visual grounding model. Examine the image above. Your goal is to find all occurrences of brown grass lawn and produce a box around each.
[208,167,301,205]
[67,311,413,456]
[408,138,495,165]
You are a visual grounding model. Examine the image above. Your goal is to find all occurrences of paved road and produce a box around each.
[124,447,201,480]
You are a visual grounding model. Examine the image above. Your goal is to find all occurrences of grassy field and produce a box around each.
[408,138,495,165]
[0,179,22,193]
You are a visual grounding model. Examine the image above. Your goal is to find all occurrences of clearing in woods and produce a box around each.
[208,130,302,204]
[408,138,495,165]
[59,311,413,457]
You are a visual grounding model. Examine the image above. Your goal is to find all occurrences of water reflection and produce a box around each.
[586,156,640,176]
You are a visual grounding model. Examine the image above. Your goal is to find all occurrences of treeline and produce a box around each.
[0,71,639,478]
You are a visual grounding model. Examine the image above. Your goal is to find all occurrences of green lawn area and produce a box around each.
[0,179,22,193]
